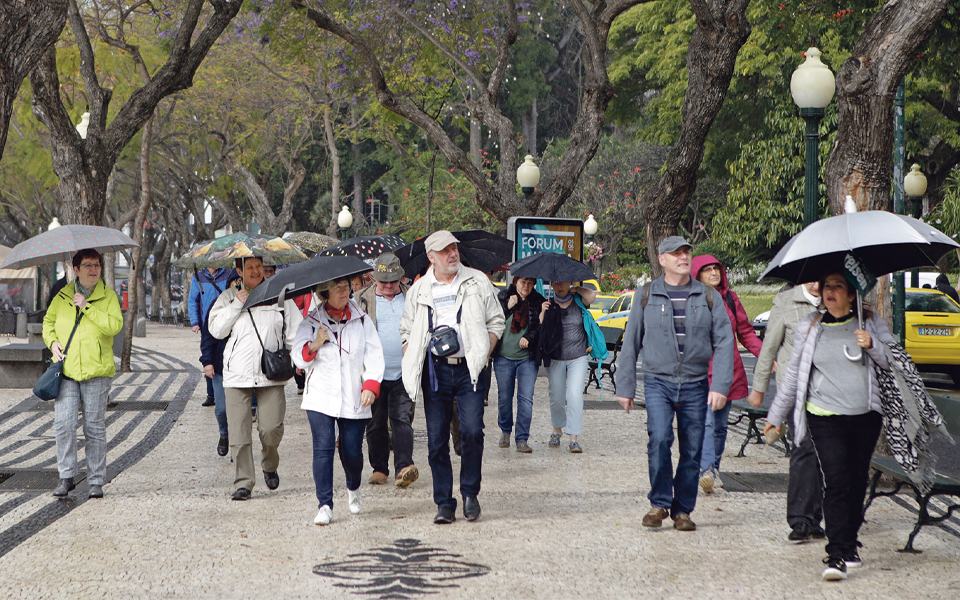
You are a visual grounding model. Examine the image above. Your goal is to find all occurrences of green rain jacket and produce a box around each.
[43,279,123,381]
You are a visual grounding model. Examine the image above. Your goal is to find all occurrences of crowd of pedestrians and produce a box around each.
[42,231,947,584]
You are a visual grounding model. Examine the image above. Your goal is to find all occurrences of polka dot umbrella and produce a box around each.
[314,234,408,261]
[0,225,139,270]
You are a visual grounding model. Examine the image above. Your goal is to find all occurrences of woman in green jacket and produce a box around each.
[43,249,123,499]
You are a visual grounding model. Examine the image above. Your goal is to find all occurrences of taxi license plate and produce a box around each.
[919,327,952,336]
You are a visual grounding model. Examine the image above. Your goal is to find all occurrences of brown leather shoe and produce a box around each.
[395,465,419,488]
[641,507,669,528]
[368,471,388,485]
[673,513,697,531]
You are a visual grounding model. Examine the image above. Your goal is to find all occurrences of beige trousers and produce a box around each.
[225,385,286,491]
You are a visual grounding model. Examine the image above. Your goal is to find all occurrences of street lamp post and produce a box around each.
[516,155,540,204]
[904,164,928,288]
[584,214,598,244]
[791,48,835,228]
[337,205,354,241]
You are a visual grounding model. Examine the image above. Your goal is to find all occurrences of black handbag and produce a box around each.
[428,305,462,358]
[34,313,84,401]
[249,309,295,382]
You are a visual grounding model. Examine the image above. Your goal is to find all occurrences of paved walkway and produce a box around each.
[1,324,959,599]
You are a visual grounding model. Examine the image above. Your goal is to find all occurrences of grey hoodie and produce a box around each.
[615,276,735,398]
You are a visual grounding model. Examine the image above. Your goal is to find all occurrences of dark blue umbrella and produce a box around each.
[242,255,372,309]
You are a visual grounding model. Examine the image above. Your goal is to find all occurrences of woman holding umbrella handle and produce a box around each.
[764,272,895,581]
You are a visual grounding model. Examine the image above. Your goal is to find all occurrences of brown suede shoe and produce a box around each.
[395,465,419,488]
[673,513,697,531]
[641,507,669,528]
[368,471,388,485]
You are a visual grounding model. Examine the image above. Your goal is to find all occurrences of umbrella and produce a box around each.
[284,231,339,254]
[0,225,138,270]
[510,251,596,283]
[316,234,408,260]
[397,229,514,277]
[243,255,373,309]
[760,211,959,284]
[174,232,307,270]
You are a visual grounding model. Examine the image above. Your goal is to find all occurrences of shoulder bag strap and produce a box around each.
[62,312,85,356]
[248,310,266,350]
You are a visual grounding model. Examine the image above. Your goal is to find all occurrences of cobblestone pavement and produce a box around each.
[1,324,959,599]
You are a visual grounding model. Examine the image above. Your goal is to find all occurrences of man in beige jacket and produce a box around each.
[400,231,505,525]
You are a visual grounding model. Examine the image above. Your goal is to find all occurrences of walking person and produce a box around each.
[208,257,294,501]
[400,230,505,524]
[615,236,734,532]
[691,255,763,493]
[189,267,236,406]
[199,269,239,457]
[765,272,896,580]
[935,273,959,304]
[539,280,604,453]
[293,276,384,525]
[748,281,826,541]
[494,276,545,453]
[44,249,123,498]
[358,253,419,487]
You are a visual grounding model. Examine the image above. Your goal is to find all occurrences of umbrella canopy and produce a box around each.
[174,232,307,270]
[316,234,407,260]
[284,231,339,254]
[243,255,372,309]
[760,211,960,284]
[397,229,514,277]
[0,225,138,270]
[510,251,596,283]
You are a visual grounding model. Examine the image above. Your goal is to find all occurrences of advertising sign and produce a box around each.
[507,217,584,262]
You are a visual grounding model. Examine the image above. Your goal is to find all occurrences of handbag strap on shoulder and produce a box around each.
[427,305,462,332]
[248,310,266,349]
[248,307,287,350]
[62,312,85,356]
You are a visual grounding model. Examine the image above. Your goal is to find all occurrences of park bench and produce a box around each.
[862,394,960,552]
[583,326,624,394]
[0,343,52,388]
[728,398,792,458]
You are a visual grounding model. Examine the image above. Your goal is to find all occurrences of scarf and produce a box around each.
[510,296,530,334]
[873,340,952,495]
[325,303,351,323]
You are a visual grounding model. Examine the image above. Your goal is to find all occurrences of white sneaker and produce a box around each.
[699,472,714,494]
[713,470,724,489]
[314,505,332,526]
[348,488,362,514]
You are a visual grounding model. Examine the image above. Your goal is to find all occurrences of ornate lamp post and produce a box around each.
[791,48,835,228]
[904,164,928,288]
[516,155,540,203]
[584,214,598,244]
[337,205,353,241]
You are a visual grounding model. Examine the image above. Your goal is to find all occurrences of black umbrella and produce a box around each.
[242,255,372,309]
[509,251,596,283]
[397,229,514,277]
[315,234,408,260]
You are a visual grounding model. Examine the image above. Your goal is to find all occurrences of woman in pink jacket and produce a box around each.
[691,255,763,493]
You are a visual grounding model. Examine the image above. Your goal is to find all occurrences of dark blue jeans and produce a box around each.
[366,377,415,476]
[493,355,538,441]
[305,410,368,510]
[421,358,485,510]
[644,376,708,517]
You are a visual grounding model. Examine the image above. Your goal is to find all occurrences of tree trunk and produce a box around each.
[528,97,538,156]
[351,106,364,227]
[470,116,482,169]
[824,0,949,213]
[642,0,751,276]
[0,0,66,160]
[217,153,304,236]
[121,115,154,372]
[150,237,171,319]
[322,105,342,238]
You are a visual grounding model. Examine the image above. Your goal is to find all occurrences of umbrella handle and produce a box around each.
[843,345,863,361]
[277,283,295,306]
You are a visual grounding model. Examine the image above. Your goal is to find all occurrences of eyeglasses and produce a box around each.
[700,265,721,274]
[79,263,101,270]
[381,280,400,285]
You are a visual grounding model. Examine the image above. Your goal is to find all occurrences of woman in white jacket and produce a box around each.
[292,277,384,526]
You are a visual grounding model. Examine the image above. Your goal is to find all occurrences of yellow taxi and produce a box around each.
[587,294,620,320]
[904,287,960,385]
[594,291,635,329]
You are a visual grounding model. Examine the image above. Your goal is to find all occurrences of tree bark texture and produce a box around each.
[28,0,242,226]
[322,104,342,238]
[292,0,649,224]
[0,0,67,160]
[217,152,305,237]
[824,0,948,214]
[642,0,751,275]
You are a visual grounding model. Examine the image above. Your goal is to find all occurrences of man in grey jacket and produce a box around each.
[748,282,825,542]
[615,236,734,532]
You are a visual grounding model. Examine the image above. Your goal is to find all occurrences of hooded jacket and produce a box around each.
[690,255,763,401]
[496,283,545,363]
[189,268,237,327]
[43,280,123,381]
[935,273,960,304]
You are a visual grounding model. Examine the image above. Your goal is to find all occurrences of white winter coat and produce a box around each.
[399,265,505,403]
[208,284,297,388]
[291,298,384,419]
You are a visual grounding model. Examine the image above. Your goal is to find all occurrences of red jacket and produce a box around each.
[691,255,763,401]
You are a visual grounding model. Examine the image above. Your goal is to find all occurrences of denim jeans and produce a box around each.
[807,411,882,558]
[644,375,708,517]
[421,359,485,510]
[493,355,538,441]
[306,410,368,510]
[699,398,734,475]
[366,377,415,477]
[212,374,227,437]
[546,355,589,436]
[55,377,111,486]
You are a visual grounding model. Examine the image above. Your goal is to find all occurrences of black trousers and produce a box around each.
[787,436,824,529]
[366,378,415,477]
[807,411,882,558]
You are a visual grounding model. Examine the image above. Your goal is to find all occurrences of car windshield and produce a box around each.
[593,297,617,312]
[905,292,960,314]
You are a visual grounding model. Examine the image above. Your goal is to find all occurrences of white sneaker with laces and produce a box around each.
[699,472,714,494]
[314,505,333,525]
[348,488,363,514]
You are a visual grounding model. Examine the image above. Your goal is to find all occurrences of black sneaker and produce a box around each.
[843,552,862,568]
[264,470,280,490]
[811,525,826,540]
[202,395,215,407]
[788,522,813,541]
[232,487,251,501]
[822,556,847,581]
